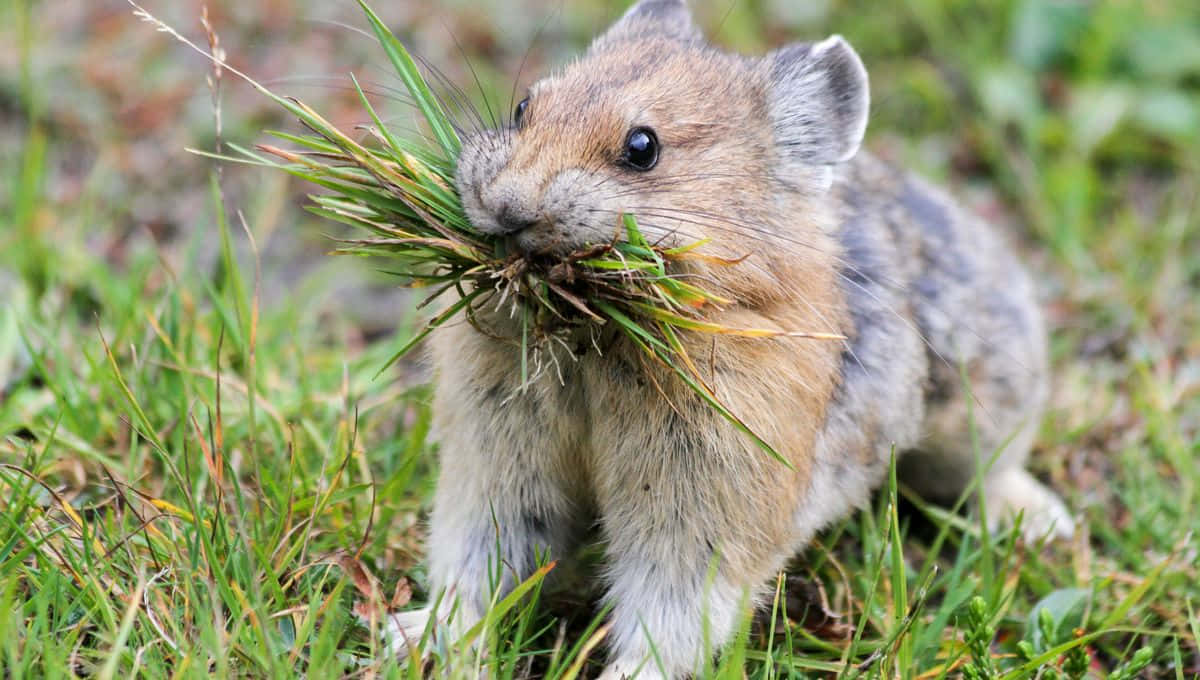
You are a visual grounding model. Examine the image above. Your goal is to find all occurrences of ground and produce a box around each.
[0,0,1197,678]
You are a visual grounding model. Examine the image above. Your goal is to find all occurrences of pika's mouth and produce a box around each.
[503,224,575,259]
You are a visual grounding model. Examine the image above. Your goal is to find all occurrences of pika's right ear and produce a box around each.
[765,36,869,166]
[592,0,702,48]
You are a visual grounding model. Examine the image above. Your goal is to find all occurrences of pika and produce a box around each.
[381,1,1074,677]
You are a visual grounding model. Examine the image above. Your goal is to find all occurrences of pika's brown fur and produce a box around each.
[380,2,1073,677]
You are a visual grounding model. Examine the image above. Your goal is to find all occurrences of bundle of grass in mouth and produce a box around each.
[171,1,843,464]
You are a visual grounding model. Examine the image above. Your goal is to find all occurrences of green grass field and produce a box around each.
[1,0,1198,677]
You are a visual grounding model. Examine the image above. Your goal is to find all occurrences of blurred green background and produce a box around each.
[1,0,1198,677]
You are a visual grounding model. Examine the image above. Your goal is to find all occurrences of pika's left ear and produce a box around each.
[593,0,702,48]
[765,36,869,166]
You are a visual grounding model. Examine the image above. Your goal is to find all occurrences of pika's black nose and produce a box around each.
[495,205,539,235]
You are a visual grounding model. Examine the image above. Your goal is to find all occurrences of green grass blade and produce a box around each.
[374,288,485,379]
[356,0,460,158]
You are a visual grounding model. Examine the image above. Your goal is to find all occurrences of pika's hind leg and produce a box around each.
[899,330,1074,542]
[893,180,1073,541]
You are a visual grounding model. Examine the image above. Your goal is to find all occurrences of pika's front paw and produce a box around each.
[984,467,1075,542]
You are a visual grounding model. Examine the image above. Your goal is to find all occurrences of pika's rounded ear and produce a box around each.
[592,0,702,48]
[765,35,869,165]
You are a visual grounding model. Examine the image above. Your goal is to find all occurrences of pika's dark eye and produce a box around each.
[622,127,659,171]
[514,97,529,128]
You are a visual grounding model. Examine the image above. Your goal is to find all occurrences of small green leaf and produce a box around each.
[1028,587,1089,649]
